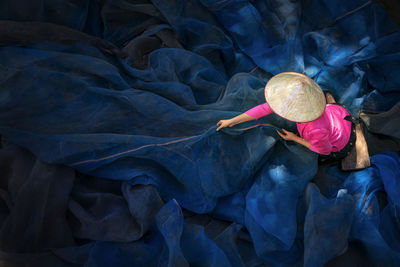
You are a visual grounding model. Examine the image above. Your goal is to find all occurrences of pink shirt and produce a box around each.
[245,102,352,155]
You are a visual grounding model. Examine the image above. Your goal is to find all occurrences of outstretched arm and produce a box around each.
[216,102,273,131]
[216,113,256,131]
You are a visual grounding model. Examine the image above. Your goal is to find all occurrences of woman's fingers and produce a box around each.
[276,130,285,138]
[216,121,222,131]
[277,129,292,140]
[216,122,225,131]
[216,120,231,131]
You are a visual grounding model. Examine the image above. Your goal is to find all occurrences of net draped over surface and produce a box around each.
[0,0,400,266]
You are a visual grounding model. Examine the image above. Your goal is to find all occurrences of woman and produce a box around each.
[216,72,355,159]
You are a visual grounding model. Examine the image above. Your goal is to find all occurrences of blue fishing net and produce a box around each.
[0,0,400,266]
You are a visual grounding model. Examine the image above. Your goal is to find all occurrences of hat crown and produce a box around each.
[265,72,326,122]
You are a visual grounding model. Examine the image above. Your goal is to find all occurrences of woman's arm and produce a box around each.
[292,135,311,148]
[231,113,257,125]
[277,129,311,148]
[216,103,273,131]
[216,113,256,131]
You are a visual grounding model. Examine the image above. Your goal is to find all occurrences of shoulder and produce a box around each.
[325,104,350,115]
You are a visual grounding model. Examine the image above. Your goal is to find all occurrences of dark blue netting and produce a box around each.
[1,0,400,266]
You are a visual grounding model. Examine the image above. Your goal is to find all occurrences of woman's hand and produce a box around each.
[276,128,297,141]
[216,119,235,131]
[277,128,311,148]
[216,113,256,131]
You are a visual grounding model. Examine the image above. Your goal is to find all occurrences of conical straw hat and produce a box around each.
[264,72,326,122]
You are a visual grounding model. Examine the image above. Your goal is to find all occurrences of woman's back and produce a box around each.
[297,104,352,155]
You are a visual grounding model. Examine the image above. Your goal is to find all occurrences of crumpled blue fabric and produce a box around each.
[303,184,354,267]
[1,0,400,266]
